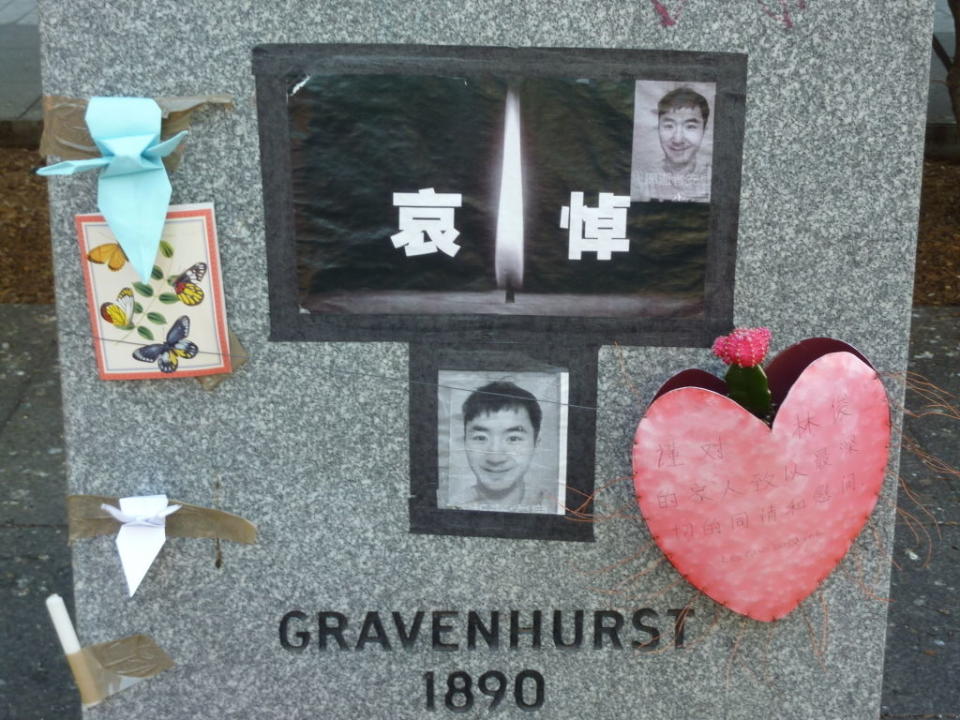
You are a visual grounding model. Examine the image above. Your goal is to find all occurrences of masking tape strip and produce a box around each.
[39,94,234,172]
[66,648,106,708]
[195,330,249,391]
[66,635,175,708]
[68,495,257,544]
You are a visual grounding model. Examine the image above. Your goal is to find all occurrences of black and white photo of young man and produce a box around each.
[437,370,568,515]
[631,80,716,203]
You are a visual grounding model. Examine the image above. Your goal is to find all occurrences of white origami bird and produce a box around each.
[101,495,181,596]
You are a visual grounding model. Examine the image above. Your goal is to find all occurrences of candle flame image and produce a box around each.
[495,85,524,299]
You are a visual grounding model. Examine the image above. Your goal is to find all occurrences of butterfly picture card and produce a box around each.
[76,202,231,380]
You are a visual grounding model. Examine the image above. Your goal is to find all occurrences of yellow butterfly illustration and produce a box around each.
[87,243,129,271]
[100,287,135,328]
[173,262,207,306]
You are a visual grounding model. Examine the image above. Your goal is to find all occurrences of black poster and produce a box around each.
[254,45,745,346]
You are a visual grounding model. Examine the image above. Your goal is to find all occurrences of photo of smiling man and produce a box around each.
[631,80,716,203]
[437,370,568,515]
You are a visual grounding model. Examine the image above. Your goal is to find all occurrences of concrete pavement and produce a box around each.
[881,306,960,718]
[0,0,40,147]
[0,306,77,719]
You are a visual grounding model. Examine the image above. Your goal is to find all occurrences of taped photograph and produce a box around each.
[408,343,597,542]
[438,369,568,515]
[630,80,717,203]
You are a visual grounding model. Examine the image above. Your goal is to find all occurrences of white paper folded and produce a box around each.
[101,495,181,596]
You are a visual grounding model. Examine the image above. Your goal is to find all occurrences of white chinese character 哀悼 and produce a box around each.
[390,188,463,258]
[559,191,631,260]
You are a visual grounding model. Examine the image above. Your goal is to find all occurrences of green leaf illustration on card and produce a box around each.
[151,265,163,280]
[167,275,178,286]
[136,326,155,341]
[133,302,143,314]
[158,293,179,304]
[146,312,167,325]
[132,282,154,297]
[121,323,135,331]
[159,240,174,258]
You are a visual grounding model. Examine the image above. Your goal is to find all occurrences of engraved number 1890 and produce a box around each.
[424,669,545,712]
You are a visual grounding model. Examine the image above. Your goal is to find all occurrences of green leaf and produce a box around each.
[167,275,178,286]
[158,293,179,304]
[151,265,163,280]
[133,302,143,314]
[136,326,155,341]
[159,240,174,258]
[121,323,135,331]
[146,312,167,325]
[132,282,154,297]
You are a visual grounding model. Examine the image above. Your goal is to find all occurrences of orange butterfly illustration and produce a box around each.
[100,287,135,328]
[87,243,129,271]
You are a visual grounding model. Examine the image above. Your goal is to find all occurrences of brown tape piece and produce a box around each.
[38,96,94,157]
[66,635,174,708]
[87,634,176,679]
[39,94,234,171]
[67,495,257,545]
[195,330,249,391]
[66,649,106,707]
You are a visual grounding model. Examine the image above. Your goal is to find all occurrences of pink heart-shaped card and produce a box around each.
[632,340,890,621]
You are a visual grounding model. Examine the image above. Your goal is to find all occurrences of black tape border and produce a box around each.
[408,343,598,542]
[252,43,746,347]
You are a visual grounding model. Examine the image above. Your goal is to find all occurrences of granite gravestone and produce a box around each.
[38,1,933,718]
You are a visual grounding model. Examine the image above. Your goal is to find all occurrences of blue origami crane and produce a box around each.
[38,97,188,282]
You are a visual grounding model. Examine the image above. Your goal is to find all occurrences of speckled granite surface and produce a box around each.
[37,1,933,718]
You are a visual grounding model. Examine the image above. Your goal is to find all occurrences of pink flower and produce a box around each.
[712,327,772,367]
